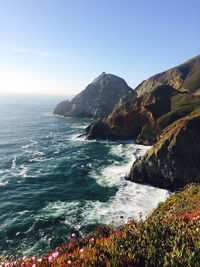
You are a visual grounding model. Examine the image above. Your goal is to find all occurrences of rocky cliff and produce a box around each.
[54,72,133,119]
[135,54,200,96]
[84,55,200,190]
[128,113,200,190]
[85,55,200,144]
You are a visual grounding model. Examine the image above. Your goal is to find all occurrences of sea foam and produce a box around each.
[42,142,170,230]
[83,143,169,224]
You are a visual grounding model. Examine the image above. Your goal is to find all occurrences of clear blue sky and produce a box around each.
[0,0,199,95]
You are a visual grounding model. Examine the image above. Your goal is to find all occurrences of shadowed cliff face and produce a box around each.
[85,55,200,145]
[54,73,133,119]
[128,114,200,191]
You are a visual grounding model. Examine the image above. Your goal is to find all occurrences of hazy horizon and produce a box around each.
[0,0,199,95]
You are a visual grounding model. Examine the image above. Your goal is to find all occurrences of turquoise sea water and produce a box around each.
[0,94,169,257]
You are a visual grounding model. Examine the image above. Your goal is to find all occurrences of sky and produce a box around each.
[0,0,199,96]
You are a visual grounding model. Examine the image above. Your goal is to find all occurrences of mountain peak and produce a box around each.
[54,73,133,119]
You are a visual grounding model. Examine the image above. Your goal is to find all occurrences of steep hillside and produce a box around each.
[128,113,200,190]
[84,55,200,190]
[136,54,200,96]
[54,73,133,119]
[85,55,200,145]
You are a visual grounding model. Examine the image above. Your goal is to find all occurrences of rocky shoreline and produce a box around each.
[55,55,200,191]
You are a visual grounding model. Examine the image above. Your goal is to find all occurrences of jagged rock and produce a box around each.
[85,122,112,140]
[85,85,182,143]
[85,55,200,144]
[128,114,200,191]
[82,55,200,191]
[54,73,133,119]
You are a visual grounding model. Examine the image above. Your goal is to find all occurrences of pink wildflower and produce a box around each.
[80,248,84,253]
[48,256,53,262]
[32,264,36,267]
[67,260,72,265]
[71,233,76,237]
[37,258,42,262]
[52,251,59,258]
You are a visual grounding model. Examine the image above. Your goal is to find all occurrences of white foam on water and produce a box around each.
[19,164,28,178]
[42,142,170,229]
[0,168,9,186]
[72,124,88,129]
[21,139,38,149]
[41,201,80,218]
[11,156,17,169]
[69,133,95,143]
[82,142,169,224]
[21,144,31,150]
[81,183,169,225]
[32,151,45,157]
[21,140,47,163]
[0,169,6,174]
[40,201,82,230]
[40,183,169,231]
[91,143,151,188]
[0,180,8,187]
[28,150,46,163]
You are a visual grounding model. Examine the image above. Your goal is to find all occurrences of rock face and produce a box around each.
[128,114,200,190]
[135,54,200,96]
[54,73,133,119]
[83,55,200,190]
[54,100,72,116]
[85,55,200,144]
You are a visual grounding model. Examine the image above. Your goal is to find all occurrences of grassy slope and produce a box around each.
[1,184,200,267]
[157,93,200,130]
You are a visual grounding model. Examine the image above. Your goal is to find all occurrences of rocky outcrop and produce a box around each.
[54,73,133,119]
[128,114,200,191]
[83,55,200,190]
[85,55,200,144]
[135,54,200,96]
[54,100,72,116]
[85,90,149,140]
[85,122,114,140]
[75,55,200,191]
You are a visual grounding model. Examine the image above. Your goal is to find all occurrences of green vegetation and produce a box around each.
[157,101,200,130]
[171,94,200,109]
[154,92,200,131]
[183,57,200,91]
[1,184,199,267]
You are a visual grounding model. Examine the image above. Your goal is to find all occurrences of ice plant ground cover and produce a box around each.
[0,184,200,267]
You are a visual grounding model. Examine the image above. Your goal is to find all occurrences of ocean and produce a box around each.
[0,94,169,257]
